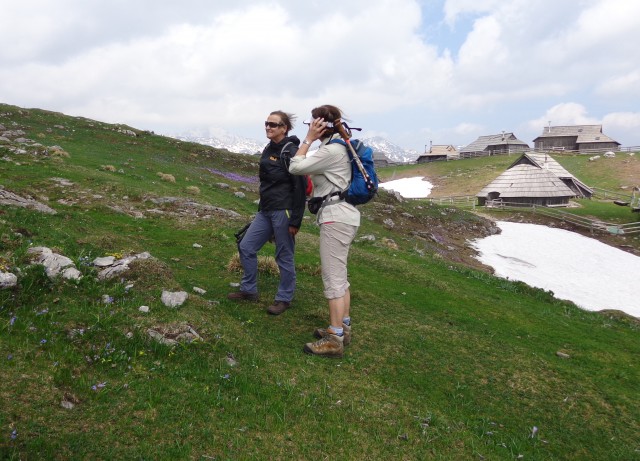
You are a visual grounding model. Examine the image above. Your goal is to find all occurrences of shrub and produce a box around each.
[157,172,176,183]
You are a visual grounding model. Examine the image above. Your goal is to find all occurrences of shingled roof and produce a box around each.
[477,152,593,201]
[533,125,618,145]
[461,132,529,153]
[477,164,575,199]
[511,152,593,197]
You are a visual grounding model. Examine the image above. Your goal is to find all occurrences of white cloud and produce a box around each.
[527,103,599,131]
[442,0,502,27]
[596,71,640,98]
[1,0,639,149]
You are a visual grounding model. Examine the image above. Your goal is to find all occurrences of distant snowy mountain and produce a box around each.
[173,130,419,163]
[361,136,420,163]
[172,129,265,155]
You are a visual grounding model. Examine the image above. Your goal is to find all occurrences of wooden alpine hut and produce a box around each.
[416,145,459,163]
[476,152,593,207]
[533,124,620,152]
[460,132,529,158]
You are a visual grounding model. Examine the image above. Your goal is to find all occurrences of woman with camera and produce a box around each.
[227,111,307,315]
[289,105,360,358]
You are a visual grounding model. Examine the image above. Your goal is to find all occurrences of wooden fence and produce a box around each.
[422,193,640,234]
[427,195,477,208]
[590,187,634,201]
[484,200,640,235]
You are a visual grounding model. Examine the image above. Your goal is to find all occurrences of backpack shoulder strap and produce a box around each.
[279,141,295,169]
[280,141,294,155]
[328,138,357,161]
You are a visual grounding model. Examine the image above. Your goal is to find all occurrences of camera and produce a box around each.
[303,119,334,129]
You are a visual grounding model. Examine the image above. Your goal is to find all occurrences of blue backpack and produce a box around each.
[328,138,379,205]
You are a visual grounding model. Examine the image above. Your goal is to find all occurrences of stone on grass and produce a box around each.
[27,246,82,281]
[96,252,152,280]
[139,305,150,313]
[193,286,206,295]
[0,271,18,289]
[161,290,188,308]
[61,400,75,410]
[93,256,116,267]
[147,323,202,346]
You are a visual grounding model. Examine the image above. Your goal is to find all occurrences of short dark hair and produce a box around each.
[270,110,296,132]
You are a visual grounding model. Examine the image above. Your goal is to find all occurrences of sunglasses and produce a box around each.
[264,121,285,128]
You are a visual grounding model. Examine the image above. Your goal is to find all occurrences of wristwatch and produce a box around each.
[302,139,312,146]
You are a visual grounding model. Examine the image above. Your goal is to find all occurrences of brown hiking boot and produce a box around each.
[227,291,258,301]
[303,333,344,358]
[314,323,351,346]
[266,301,290,315]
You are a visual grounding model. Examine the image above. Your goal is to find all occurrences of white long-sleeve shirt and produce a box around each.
[289,134,360,227]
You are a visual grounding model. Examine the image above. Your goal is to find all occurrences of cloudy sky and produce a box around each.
[2,0,639,152]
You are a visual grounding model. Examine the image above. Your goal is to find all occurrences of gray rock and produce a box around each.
[27,247,82,280]
[0,271,18,289]
[96,252,153,280]
[60,400,75,410]
[93,256,116,267]
[147,323,201,345]
[161,290,188,308]
[193,287,206,295]
[61,267,82,281]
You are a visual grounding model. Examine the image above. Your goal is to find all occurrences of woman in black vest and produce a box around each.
[227,111,307,315]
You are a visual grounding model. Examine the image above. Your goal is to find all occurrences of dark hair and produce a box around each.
[310,105,343,124]
[270,110,296,132]
[310,105,346,138]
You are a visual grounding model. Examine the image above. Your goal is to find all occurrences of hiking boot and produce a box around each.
[227,291,258,301]
[314,323,351,346]
[266,301,290,315]
[303,333,344,358]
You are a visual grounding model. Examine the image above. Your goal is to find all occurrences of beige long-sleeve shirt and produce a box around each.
[289,134,360,227]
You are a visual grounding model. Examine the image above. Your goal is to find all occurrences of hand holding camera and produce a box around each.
[303,118,333,144]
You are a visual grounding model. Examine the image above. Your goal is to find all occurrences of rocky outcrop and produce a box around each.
[94,252,153,280]
[0,188,56,214]
[27,247,82,280]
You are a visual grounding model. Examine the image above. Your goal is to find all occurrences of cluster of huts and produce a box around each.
[370,124,623,208]
[411,124,620,208]
[417,124,620,164]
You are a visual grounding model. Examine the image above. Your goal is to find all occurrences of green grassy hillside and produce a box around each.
[1,103,638,460]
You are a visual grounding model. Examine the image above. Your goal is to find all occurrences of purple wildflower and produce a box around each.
[206,168,258,184]
[7,354,13,360]
[11,429,17,440]
[92,381,107,391]
[40,339,47,344]
[9,316,16,326]
[36,308,49,316]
